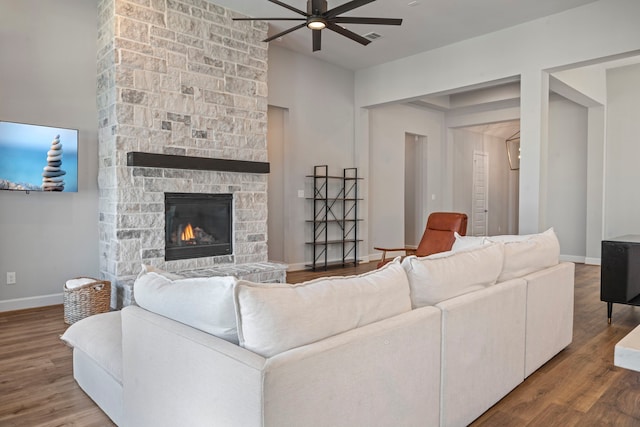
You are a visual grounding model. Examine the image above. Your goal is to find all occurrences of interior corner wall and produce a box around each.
[604,63,640,238]
[267,46,355,269]
[0,0,100,311]
[367,104,445,258]
[546,95,588,260]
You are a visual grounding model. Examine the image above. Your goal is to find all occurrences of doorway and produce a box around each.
[451,121,520,236]
[405,133,427,246]
[267,105,286,262]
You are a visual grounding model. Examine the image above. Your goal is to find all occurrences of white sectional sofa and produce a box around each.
[61,228,574,427]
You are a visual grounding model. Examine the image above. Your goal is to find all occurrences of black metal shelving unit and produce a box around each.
[305,165,363,271]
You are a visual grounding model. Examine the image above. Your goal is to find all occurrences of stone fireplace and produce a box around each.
[96,0,285,307]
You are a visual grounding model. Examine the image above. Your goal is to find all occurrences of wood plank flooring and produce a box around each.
[0,263,639,426]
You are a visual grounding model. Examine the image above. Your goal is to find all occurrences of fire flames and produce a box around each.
[181,223,195,242]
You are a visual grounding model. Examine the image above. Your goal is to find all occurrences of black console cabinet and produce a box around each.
[601,235,640,323]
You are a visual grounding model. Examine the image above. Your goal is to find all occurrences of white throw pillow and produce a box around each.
[402,242,505,308]
[134,268,238,343]
[451,232,486,252]
[137,264,183,281]
[234,258,412,358]
[60,311,123,383]
[485,228,560,282]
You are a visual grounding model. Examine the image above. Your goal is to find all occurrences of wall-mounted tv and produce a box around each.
[0,120,78,192]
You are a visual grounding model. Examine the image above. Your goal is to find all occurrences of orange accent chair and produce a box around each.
[374,212,468,268]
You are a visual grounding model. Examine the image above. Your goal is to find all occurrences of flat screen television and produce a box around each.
[0,120,78,192]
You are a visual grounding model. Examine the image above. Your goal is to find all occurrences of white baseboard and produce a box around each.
[286,262,308,272]
[0,293,63,313]
[560,255,586,263]
[560,255,603,265]
[286,257,371,272]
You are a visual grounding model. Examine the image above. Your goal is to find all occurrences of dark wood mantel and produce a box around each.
[126,152,270,174]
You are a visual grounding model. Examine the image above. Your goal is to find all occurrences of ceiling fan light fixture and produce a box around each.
[307,17,327,30]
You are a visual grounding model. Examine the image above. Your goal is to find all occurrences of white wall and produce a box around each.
[0,0,99,311]
[267,46,355,269]
[367,104,445,258]
[604,63,640,238]
[547,95,588,260]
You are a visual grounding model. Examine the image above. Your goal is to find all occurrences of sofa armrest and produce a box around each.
[436,279,527,427]
[522,262,574,377]
[121,305,266,427]
[263,306,442,427]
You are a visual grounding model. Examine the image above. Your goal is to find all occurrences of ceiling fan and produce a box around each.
[232,0,403,52]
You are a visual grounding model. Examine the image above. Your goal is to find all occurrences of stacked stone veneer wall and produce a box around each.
[96,0,270,305]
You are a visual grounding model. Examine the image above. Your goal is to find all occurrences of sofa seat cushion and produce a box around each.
[486,228,560,282]
[134,267,238,344]
[60,311,123,384]
[402,242,504,307]
[234,258,412,357]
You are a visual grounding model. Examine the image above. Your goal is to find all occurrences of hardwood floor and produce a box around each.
[0,305,115,426]
[0,263,639,426]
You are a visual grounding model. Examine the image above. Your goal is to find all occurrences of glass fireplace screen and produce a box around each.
[164,192,232,261]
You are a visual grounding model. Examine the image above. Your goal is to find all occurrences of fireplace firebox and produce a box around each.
[165,193,232,261]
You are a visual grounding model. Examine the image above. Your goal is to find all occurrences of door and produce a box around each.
[472,151,489,236]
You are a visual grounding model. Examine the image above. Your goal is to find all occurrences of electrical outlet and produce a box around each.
[7,272,16,285]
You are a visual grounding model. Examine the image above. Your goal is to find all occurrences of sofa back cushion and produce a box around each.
[402,242,505,307]
[134,267,238,343]
[485,228,560,282]
[234,259,412,358]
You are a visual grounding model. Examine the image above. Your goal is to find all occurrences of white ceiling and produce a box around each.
[215,0,600,70]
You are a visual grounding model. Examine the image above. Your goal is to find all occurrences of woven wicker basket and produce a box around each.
[63,278,111,324]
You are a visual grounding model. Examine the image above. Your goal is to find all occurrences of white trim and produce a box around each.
[287,257,371,272]
[585,257,602,266]
[560,255,586,263]
[287,262,308,272]
[0,293,63,313]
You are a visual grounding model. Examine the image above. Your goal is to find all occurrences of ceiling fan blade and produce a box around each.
[263,23,307,42]
[332,17,402,25]
[233,17,306,21]
[268,0,308,17]
[325,0,375,19]
[312,29,322,52]
[327,22,371,46]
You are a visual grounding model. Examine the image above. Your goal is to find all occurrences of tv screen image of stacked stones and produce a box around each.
[42,135,66,191]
